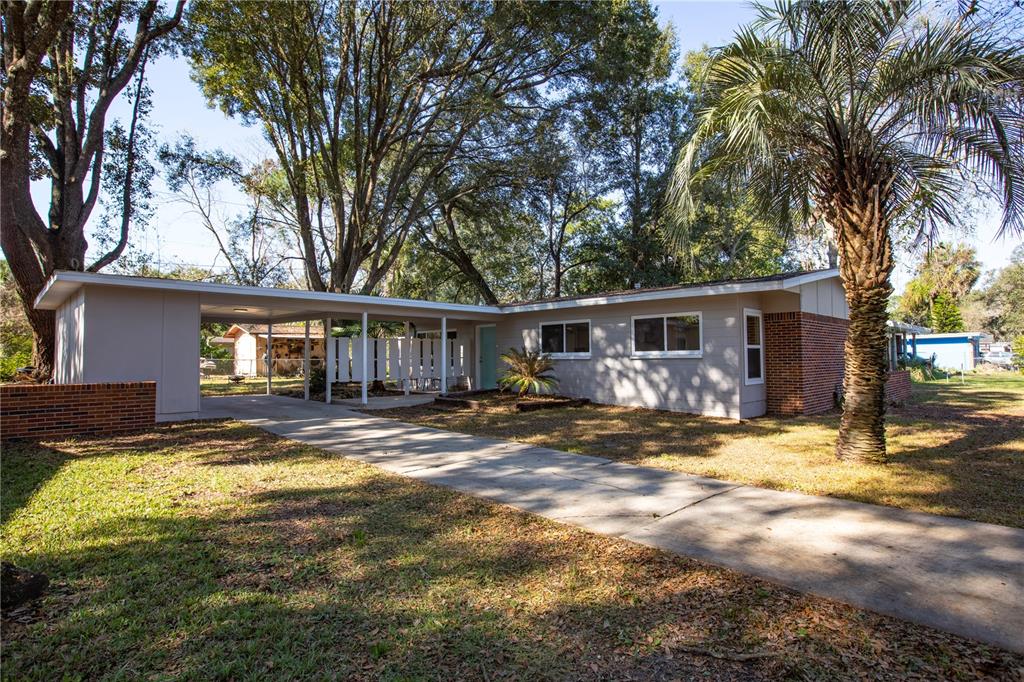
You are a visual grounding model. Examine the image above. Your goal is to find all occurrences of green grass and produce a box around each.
[3,421,1021,679]
[200,376,304,396]
[376,373,1024,528]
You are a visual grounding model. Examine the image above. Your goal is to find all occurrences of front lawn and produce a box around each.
[3,421,1020,679]
[376,373,1024,528]
[200,375,305,396]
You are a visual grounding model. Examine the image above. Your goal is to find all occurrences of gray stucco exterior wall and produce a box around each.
[497,293,796,419]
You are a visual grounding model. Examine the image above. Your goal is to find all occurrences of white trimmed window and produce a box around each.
[539,320,590,358]
[744,308,764,385]
[631,313,702,358]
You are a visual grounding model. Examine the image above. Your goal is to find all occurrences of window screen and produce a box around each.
[540,324,564,354]
[633,317,665,352]
[564,322,590,353]
[666,315,701,352]
[746,314,761,346]
[746,348,762,379]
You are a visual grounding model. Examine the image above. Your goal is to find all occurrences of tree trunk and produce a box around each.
[837,275,890,462]
[831,184,894,464]
[553,253,562,299]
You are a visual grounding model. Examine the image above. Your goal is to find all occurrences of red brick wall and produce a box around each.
[765,312,848,416]
[885,369,912,403]
[1,382,156,440]
[764,312,804,415]
[800,313,849,414]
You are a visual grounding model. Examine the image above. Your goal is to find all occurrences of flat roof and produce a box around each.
[914,332,984,340]
[888,321,932,334]
[34,271,503,323]
[34,268,841,320]
[499,269,839,313]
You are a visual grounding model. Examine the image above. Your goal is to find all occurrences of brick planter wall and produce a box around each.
[1,382,156,441]
[765,312,849,416]
[885,369,912,403]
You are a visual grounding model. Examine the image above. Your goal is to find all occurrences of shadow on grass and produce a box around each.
[4,424,1022,679]
[1,442,70,527]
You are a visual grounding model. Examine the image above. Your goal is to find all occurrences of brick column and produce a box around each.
[764,312,848,416]
[764,312,804,415]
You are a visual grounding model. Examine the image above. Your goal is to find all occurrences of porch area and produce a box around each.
[200,291,502,406]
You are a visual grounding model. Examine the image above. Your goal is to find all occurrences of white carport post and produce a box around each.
[440,315,448,394]
[403,321,411,396]
[303,320,310,401]
[325,318,333,404]
[266,323,273,395]
[361,311,368,405]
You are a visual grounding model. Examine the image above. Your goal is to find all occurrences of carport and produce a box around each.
[34,271,502,421]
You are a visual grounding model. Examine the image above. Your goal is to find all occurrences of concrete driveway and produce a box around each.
[200,394,1024,653]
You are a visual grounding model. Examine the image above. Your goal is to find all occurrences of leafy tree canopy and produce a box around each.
[893,242,981,327]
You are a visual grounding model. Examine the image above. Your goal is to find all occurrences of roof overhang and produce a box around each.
[887,321,932,335]
[34,271,503,323]
[34,268,842,320]
[500,269,840,313]
[914,332,984,340]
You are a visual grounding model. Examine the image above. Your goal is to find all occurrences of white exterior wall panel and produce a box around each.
[54,288,86,384]
[799,278,848,318]
[72,286,200,421]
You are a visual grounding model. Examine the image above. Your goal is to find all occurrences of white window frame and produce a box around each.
[537,319,591,359]
[743,308,764,385]
[630,312,703,358]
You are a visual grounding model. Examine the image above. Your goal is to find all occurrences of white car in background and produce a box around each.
[981,350,1013,366]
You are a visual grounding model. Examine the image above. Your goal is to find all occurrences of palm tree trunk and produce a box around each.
[837,275,890,462]
[832,185,894,464]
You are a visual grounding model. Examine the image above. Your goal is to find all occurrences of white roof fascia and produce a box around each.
[779,269,841,290]
[34,270,502,316]
[915,331,984,339]
[887,321,932,335]
[501,270,839,314]
[35,268,841,317]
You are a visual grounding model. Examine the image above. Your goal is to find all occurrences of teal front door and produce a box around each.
[478,325,497,389]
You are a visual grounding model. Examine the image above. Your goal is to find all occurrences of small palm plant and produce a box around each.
[498,347,559,399]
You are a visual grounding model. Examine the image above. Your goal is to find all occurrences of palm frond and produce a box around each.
[498,347,559,397]
[668,0,1024,245]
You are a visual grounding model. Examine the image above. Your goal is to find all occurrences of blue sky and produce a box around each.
[39,0,1021,291]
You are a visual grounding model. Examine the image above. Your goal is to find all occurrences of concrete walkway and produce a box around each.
[200,394,1024,653]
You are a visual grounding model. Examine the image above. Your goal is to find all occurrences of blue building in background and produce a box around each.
[910,332,983,370]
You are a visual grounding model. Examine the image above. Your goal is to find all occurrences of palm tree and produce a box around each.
[670,1,1024,463]
[498,347,559,399]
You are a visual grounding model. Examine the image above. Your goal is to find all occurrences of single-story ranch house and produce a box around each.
[34,268,877,422]
[910,331,984,371]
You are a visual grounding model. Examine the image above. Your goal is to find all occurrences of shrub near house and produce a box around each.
[1013,337,1024,374]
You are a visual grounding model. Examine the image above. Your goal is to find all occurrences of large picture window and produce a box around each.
[631,313,702,357]
[539,320,590,358]
[744,309,764,384]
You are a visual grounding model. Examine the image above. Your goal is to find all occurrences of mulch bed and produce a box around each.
[436,391,589,412]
